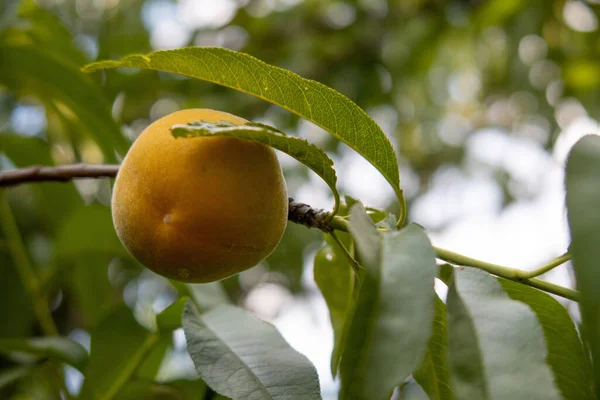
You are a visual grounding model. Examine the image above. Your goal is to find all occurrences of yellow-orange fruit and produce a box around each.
[112,109,288,283]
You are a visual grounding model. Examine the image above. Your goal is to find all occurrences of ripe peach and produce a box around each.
[112,109,288,282]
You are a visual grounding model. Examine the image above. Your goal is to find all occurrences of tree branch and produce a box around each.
[0,164,119,186]
[0,164,343,231]
[0,164,579,301]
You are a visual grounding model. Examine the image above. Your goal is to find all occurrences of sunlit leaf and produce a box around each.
[0,337,88,372]
[339,205,436,400]
[83,47,405,219]
[172,120,340,214]
[182,302,321,400]
[413,295,453,400]
[500,278,594,400]
[566,134,600,395]
[446,267,561,400]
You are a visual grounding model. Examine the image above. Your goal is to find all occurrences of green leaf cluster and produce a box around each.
[3,2,600,399]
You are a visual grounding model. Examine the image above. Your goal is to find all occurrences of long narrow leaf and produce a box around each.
[499,279,594,400]
[0,337,88,373]
[314,233,353,376]
[446,267,561,400]
[339,205,436,400]
[172,120,340,214]
[566,134,600,396]
[413,295,453,400]
[82,47,405,220]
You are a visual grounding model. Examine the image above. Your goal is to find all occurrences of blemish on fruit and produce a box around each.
[163,214,172,224]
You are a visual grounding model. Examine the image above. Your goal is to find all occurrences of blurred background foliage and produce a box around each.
[0,0,599,398]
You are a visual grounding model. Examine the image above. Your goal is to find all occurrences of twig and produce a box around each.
[0,164,119,186]
[0,164,349,231]
[287,199,333,232]
[434,247,579,302]
[519,252,572,279]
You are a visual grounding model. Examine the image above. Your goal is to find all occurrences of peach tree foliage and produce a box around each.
[0,14,599,400]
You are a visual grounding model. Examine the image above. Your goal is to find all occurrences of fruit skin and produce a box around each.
[112,109,288,283]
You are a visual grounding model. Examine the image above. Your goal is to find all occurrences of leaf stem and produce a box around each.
[0,193,58,335]
[328,231,361,275]
[519,253,572,279]
[328,215,350,232]
[396,188,407,229]
[434,247,580,302]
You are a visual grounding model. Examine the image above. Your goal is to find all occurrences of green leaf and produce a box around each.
[115,379,207,400]
[10,362,62,399]
[314,233,353,377]
[0,366,32,390]
[0,253,34,338]
[566,134,600,397]
[339,205,437,400]
[114,380,181,400]
[413,295,453,400]
[115,379,209,400]
[69,256,120,329]
[0,44,129,161]
[54,203,129,260]
[499,279,594,400]
[136,335,171,381]
[79,305,158,400]
[166,379,209,400]
[0,337,88,372]
[437,263,454,285]
[82,47,405,220]
[446,267,561,400]
[172,120,340,215]
[157,297,188,332]
[182,302,322,400]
